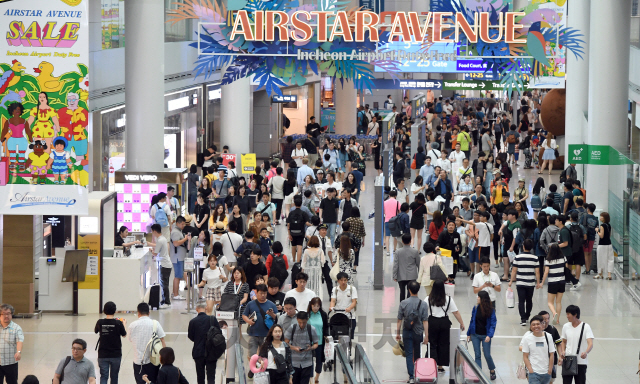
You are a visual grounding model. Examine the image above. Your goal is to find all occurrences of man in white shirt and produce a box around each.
[560,305,594,384]
[449,145,466,191]
[392,178,409,205]
[291,141,309,167]
[443,100,454,115]
[436,150,451,177]
[167,186,180,221]
[472,259,502,307]
[368,115,379,135]
[129,302,166,384]
[330,272,358,339]
[427,143,442,164]
[521,316,555,384]
[322,172,341,199]
[150,224,173,309]
[284,272,317,311]
[221,220,243,264]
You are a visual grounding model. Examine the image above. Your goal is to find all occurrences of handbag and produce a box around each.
[253,371,270,384]
[218,292,240,313]
[506,287,515,308]
[410,154,417,170]
[516,361,528,380]
[329,259,341,281]
[562,323,585,376]
[429,256,448,283]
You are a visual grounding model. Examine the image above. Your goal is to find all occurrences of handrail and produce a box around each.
[335,344,358,384]
[453,344,493,384]
[235,343,247,384]
[354,344,382,384]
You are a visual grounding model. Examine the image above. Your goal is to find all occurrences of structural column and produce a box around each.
[221,78,252,154]
[124,0,165,172]
[334,81,357,135]
[564,0,590,173]
[586,0,631,209]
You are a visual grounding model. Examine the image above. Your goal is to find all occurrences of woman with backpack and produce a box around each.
[426,281,465,373]
[258,324,293,384]
[301,236,325,300]
[530,178,546,220]
[466,291,497,380]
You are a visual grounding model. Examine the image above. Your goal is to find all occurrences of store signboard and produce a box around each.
[241,153,257,174]
[272,95,298,103]
[0,0,90,214]
[77,234,100,290]
[359,0,383,14]
[220,154,237,168]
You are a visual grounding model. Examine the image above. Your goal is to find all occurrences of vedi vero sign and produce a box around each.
[568,145,634,165]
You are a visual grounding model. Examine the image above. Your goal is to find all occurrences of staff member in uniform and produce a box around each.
[115,226,141,252]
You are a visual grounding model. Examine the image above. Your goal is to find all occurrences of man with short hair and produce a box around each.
[419,157,435,185]
[509,239,541,326]
[128,303,166,384]
[560,305,594,384]
[149,224,172,309]
[285,311,319,384]
[216,157,228,177]
[212,169,231,207]
[150,192,173,241]
[94,301,127,384]
[221,220,242,266]
[166,186,180,221]
[425,166,441,188]
[330,272,358,338]
[556,216,581,291]
[582,204,599,275]
[52,339,96,384]
[566,211,587,283]
[393,234,421,301]
[288,196,311,263]
[285,273,317,311]
[472,259,502,308]
[0,303,23,384]
[278,297,299,331]
[396,281,429,384]
[189,301,221,384]
[291,141,309,168]
[171,216,191,300]
[244,249,268,291]
[296,158,315,187]
[319,190,339,244]
[542,198,559,216]
[243,284,278,375]
[521,316,555,384]
[303,132,320,166]
[337,188,359,226]
[256,192,277,225]
[505,124,519,165]
[537,311,562,382]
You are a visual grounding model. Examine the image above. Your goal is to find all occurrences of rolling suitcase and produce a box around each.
[414,344,438,383]
[462,361,479,383]
[147,284,161,310]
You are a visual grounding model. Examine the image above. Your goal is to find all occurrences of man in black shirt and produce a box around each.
[319,187,339,244]
[306,116,322,138]
[562,182,575,215]
[287,196,311,263]
[244,248,269,290]
[188,301,221,384]
[267,277,286,313]
[496,191,512,215]
[303,132,320,168]
[94,301,127,384]
[436,220,461,281]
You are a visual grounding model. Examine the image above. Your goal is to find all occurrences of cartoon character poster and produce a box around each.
[526,0,568,88]
[0,0,89,215]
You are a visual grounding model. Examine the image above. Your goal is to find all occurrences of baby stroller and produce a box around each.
[323,309,353,372]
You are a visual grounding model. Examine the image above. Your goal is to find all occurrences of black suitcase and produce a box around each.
[290,262,301,289]
[148,284,161,309]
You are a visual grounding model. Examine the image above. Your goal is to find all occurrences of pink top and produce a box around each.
[383,198,400,222]
[9,123,25,138]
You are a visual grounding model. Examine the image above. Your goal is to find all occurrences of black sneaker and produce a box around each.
[248,371,254,379]
[490,371,496,380]
[470,273,474,280]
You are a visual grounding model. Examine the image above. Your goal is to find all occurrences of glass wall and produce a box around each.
[165,0,195,42]
[206,84,221,150]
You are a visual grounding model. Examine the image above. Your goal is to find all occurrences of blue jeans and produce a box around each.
[470,334,495,371]
[98,357,122,384]
[403,329,422,379]
[326,222,337,244]
[528,372,551,384]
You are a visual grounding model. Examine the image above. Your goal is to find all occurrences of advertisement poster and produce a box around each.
[527,0,567,88]
[0,0,89,215]
[241,153,256,174]
[220,153,236,168]
[77,234,100,290]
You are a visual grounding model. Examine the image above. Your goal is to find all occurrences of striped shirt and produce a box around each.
[512,253,539,287]
[545,257,567,284]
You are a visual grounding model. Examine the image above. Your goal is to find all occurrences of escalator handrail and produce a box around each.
[235,343,247,384]
[354,344,382,384]
[336,344,358,384]
[456,344,493,383]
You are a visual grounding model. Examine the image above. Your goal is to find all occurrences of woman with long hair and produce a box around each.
[258,324,293,384]
[466,291,497,380]
[514,201,528,222]
[426,281,465,373]
[513,178,529,215]
[247,178,260,213]
[198,177,213,202]
[224,267,250,332]
[233,185,251,215]
[533,214,549,271]
[372,135,383,175]
[209,204,228,231]
[428,211,445,244]
[300,175,319,200]
[335,236,356,284]
[282,172,298,219]
[353,144,366,176]
[230,204,247,236]
[257,183,270,205]
[596,211,614,280]
[411,175,426,200]
[539,132,556,175]
[410,193,428,249]
[337,140,349,181]
[225,185,236,214]
[307,298,329,383]
[540,243,566,325]
[301,236,325,299]
[141,347,187,384]
[531,177,546,219]
[483,154,494,200]
[342,172,359,197]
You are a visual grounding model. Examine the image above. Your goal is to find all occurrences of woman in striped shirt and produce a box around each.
[541,243,566,325]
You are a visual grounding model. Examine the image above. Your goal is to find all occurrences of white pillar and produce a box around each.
[564,0,590,173]
[124,0,165,172]
[585,0,631,209]
[334,81,357,135]
[220,78,252,154]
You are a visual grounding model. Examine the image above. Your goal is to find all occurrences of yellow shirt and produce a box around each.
[457,132,472,151]
[29,152,50,167]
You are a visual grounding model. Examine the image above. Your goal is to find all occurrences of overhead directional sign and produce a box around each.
[442,80,531,91]
[371,79,442,90]
[272,95,297,103]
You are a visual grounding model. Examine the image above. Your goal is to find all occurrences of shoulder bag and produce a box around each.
[562,323,585,376]
[429,255,448,283]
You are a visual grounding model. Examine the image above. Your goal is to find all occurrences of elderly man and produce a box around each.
[0,303,23,384]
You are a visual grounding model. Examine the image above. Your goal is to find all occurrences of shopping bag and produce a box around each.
[507,250,516,263]
[253,371,270,384]
[444,282,455,297]
[506,287,515,308]
[516,361,528,380]
[324,338,335,361]
[467,238,476,252]
[440,254,454,276]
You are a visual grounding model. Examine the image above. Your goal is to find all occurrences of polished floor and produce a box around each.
[13,152,640,384]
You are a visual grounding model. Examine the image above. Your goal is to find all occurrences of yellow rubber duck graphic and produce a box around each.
[33,61,63,93]
[60,0,83,6]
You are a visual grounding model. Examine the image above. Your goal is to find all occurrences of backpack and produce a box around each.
[403,300,422,331]
[283,114,291,129]
[435,101,443,114]
[539,225,559,253]
[359,111,369,127]
[205,316,226,361]
[288,209,305,236]
[559,167,569,183]
[144,321,163,366]
[530,194,542,210]
[568,225,584,254]
[154,203,169,227]
[228,169,239,188]
[506,134,517,144]
[270,254,289,284]
[238,242,258,268]
[387,202,402,237]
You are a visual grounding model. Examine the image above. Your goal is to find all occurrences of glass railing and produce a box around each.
[452,344,492,384]
[235,343,247,384]
[353,344,381,384]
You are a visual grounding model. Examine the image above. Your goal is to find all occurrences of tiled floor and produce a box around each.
[12,155,640,384]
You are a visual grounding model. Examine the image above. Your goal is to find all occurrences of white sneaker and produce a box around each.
[172,295,185,300]
[159,304,171,309]
[570,282,582,291]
